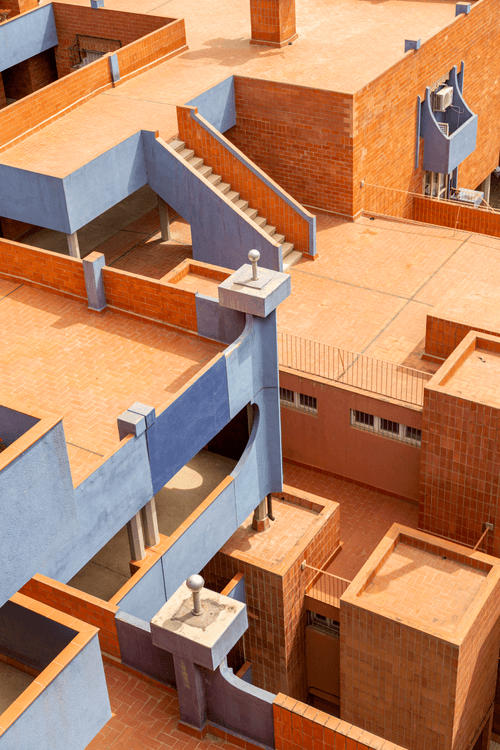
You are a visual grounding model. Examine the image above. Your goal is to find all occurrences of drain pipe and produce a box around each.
[267,493,275,522]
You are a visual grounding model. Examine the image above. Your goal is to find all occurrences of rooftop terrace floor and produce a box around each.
[283,461,418,581]
[0,281,223,485]
[1,0,463,174]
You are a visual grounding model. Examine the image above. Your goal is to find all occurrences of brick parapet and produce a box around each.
[273,693,408,750]
[177,105,314,256]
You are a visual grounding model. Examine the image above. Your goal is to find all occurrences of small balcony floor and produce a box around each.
[68,450,236,601]
[0,662,34,715]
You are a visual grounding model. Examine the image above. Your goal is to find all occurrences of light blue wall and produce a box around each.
[63,132,147,234]
[186,77,236,133]
[116,558,166,623]
[146,355,230,495]
[0,165,70,233]
[115,611,176,686]
[0,5,57,73]
[196,295,245,344]
[0,421,79,608]
[143,131,282,271]
[41,432,153,584]
[420,66,477,175]
[0,634,111,750]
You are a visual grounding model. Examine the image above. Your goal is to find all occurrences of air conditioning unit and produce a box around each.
[438,122,449,136]
[434,86,453,112]
[452,188,484,207]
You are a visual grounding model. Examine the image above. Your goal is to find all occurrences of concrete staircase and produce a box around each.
[169,139,302,271]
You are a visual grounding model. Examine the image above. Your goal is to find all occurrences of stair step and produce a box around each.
[187,156,204,170]
[198,164,213,178]
[208,173,222,186]
[283,250,302,271]
[217,182,231,195]
[169,139,185,152]
[226,190,240,203]
[282,241,295,258]
[262,224,276,237]
[273,233,286,245]
[179,148,195,160]
[244,207,258,220]
[235,199,249,211]
[254,216,267,228]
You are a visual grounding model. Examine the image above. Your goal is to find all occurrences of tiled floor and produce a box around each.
[283,461,418,581]
[0,285,222,485]
[86,663,242,750]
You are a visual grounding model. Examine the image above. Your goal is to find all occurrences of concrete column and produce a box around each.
[127,511,146,561]
[67,231,80,259]
[158,197,171,241]
[480,174,491,205]
[141,498,160,547]
[173,655,207,733]
[252,498,269,532]
[82,251,106,312]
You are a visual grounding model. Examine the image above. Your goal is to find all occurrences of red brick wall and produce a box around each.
[420,386,500,556]
[177,106,313,256]
[115,20,186,80]
[52,3,170,76]
[249,0,296,46]
[413,194,500,237]
[273,694,407,750]
[226,77,354,217]
[0,237,87,299]
[424,314,498,362]
[102,266,198,331]
[0,0,36,18]
[354,0,500,218]
[19,574,121,657]
[2,48,58,100]
[0,54,112,153]
[202,488,339,700]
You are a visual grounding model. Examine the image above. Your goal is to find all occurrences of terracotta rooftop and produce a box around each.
[0,0,467,173]
[0,279,223,485]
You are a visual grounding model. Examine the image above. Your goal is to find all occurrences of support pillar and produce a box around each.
[480,174,491,205]
[141,498,160,547]
[172,656,207,732]
[158,197,171,241]
[127,511,146,561]
[252,498,270,532]
[67,231,80,259]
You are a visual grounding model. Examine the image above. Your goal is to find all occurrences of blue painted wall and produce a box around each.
[143,131,282,271]
[63,132,147,234]
[0,5,57,73]
[146,354,230,495]
[421,66,477,175]
[0,600,76,672]
[115,611,176,686]
[0,634,111,750]
[41,433,153,584]
[186,77,236,133]
[0,406,39,447]
[204,661,275,750]
[196,295,245,344]
[0,165,70,233]
[0,421,79,607]
[116,558,166,623]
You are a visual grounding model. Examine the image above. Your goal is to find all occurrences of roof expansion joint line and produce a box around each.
[0,283,23,303]
[66,442,105,457]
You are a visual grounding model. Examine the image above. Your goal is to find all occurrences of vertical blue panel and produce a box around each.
[186,77,236,133]
[0,5,57,72]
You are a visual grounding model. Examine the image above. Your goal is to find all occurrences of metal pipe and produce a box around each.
[267,493,275,522]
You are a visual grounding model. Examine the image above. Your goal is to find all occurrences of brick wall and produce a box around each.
[0,0,36,18]
[413,194,500,237]
[424,314,499,363]
[116,20,186,80]
[354,0,500,218]
[249,0,297,47]
[0,53,112,153]
[0,73,6,109]
[19,574,121,657]
[203,487,339,701]
[273,693,408,750]
[0,237,87,299]
[177,106,313,255]
[52,3,170,76]
[226,77,354,216]
[2,48,58,100]
[102,266,198,331]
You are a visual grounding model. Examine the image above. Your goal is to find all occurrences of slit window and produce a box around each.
[280,388,318,415]
[350,410,421,445]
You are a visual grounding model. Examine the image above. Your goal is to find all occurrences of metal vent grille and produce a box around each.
[438,122,449,136]
[69,35,121,69]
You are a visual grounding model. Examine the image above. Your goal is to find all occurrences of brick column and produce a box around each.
[250,0,298,48]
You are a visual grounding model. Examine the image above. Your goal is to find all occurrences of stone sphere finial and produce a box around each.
[248,249,260,280]
[186,574,204,616]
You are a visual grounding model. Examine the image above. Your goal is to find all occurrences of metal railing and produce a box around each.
[278,332,431,406]
[303,563,351,607]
